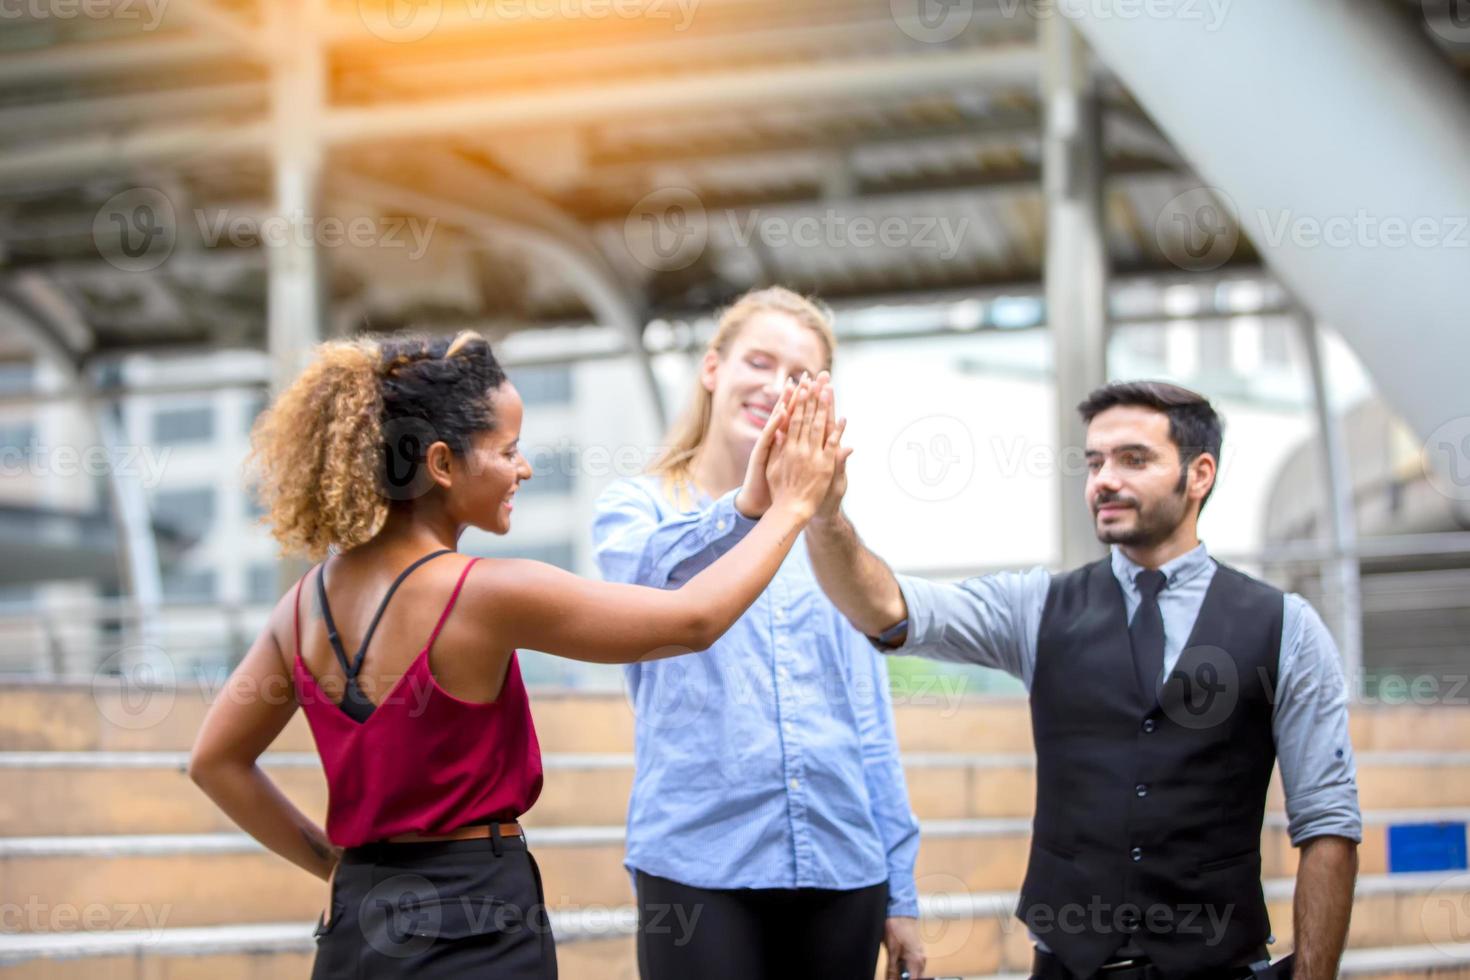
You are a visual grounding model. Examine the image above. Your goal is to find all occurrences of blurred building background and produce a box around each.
[1,0,1469,976]
[0,0,1466,696]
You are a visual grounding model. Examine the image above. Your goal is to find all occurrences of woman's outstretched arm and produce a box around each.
[473,382,840,664]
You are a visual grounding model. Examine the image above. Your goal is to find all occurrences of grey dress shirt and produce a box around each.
[887,542,1362,845]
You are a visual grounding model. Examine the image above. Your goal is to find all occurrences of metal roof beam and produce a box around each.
[0,45,1040,184]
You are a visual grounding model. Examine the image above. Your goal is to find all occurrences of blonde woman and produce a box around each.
[593,288,926,980]
[188,330,840,980]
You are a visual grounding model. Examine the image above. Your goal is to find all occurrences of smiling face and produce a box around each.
[450,382,532,536]
[1084,404,1212,548]
[700,310,828,460]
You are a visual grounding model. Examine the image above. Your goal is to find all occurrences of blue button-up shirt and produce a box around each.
[592,475,921,916]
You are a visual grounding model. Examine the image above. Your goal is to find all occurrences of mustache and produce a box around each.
[1092,494,1138,512]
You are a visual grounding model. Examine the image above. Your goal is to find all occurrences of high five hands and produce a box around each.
[735,372,853,522]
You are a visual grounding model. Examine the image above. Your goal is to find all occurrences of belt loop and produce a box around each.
[490,821,503,857]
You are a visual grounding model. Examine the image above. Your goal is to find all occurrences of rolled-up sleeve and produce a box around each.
[591,478,757,588]
[850,630,921,917]
[1273,594,1363,845]
[883,567,1050,687]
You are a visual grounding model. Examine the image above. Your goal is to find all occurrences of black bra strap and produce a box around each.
[345,548,454,676]
[313,549,454,721]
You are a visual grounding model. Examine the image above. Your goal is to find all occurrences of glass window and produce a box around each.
[0,582,36,605]
[244,488,267,520]
[247,563,279,604]
[0,422,37,458]
[1261,320,1294,368]
[510,365,572,406]
[0,362,33,396]
[161,568,216,602]
[243,392,268,436]
[153,406,215,445]
[1197,322,1234,375]
[521,446,577,496]
[153,487,215,540]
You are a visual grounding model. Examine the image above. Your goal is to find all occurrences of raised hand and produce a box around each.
[812,396,851,525]
[734,377,800,519]
[765,376,841,521]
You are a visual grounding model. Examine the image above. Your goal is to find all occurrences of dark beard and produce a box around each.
[1094,476,1190,547]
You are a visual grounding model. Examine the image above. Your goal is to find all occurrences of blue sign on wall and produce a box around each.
[1387,822,1469,873]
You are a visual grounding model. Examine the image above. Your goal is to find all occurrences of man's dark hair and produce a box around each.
[1076,380,1224,510]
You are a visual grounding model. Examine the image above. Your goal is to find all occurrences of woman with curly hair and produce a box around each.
[187,329,841,980]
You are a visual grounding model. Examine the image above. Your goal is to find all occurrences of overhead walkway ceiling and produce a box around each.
[0,0,1462,438]
[1067,0,1470,441]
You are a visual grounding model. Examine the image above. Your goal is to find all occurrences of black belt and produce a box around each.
[1031,948,1288,980]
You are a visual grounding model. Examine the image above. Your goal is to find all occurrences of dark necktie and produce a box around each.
[1129,569,1168,704]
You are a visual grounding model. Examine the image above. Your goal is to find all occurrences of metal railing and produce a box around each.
[2,532,1468,701]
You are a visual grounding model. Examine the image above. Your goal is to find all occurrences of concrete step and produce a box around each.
[7,681,1470,755]
[5,749,1470,836]
[1,878,1467,980]
[3,812,1465,930]
[7,684,1020,754]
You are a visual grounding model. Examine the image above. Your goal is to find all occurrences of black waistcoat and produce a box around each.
[1018,557,1284,978]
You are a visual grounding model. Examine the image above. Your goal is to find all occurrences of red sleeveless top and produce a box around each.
[291,555,544,848]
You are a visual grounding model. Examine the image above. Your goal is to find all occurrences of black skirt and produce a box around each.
[311,833,558,979]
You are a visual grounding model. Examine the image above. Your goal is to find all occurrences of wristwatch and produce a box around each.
[870,618,909,650]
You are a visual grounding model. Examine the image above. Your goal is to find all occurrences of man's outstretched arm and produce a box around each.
[805,509,908,639]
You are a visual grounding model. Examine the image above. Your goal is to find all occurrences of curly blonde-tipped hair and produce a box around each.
[649,286,836,507]
[245,330,505,560]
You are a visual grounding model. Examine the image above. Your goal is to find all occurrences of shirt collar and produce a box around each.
[1110,541,1212,596]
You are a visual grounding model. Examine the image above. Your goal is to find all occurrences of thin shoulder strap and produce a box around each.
[314,560,353,678]
[347,548,454,675]
[425,558,481,652]
[292,571,312,658]
[315,548,453,679]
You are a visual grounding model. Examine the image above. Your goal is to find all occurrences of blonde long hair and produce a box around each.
[649,286,837,506]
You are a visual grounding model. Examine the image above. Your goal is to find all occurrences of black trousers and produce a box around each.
[635,869,888,980]
[311,834,557,980]
[1029,948,1289,980]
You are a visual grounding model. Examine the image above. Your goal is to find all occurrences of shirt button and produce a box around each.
[1131,847,1143,862]
[1142,718,1157,734]
[789,778,800,791]
[1120,909,1140,932]
[716,519,727,531]
[1135,784,1149,798]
